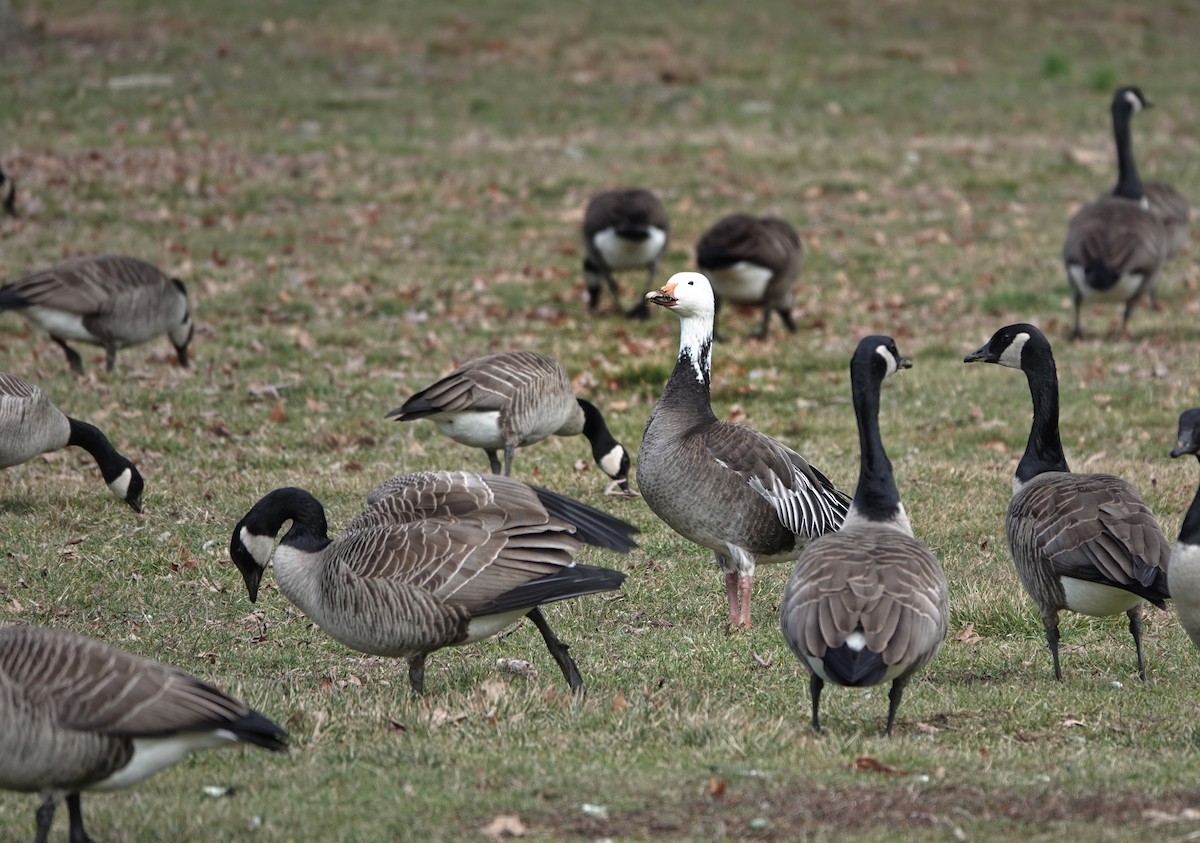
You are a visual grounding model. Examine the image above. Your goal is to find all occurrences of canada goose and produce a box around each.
[964,323,1170,680]
[0,624,287,843]
[1168,408,1200,649]
[695,213,802,340]
[0,254,194,374]
[230,470,638,694]
[638,271,850,628]
[1064,89,1170,340]
[0,373,144,511]
[0,163,15,217]
[387,350,632,495]
[1105,86,1190,263]
[780,336,948,736]
[581,188,669,318]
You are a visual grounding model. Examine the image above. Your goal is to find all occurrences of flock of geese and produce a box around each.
[0,82,1199,840]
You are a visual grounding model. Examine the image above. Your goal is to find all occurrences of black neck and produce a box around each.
[66,419,126,484]
[660,344,718,424]
[850,363,899,519]
[1181,457,1200,545]
[578,399,616,452]
[255,488,332,552]
[1111,105,1145,201]
[1016,346,1070,482]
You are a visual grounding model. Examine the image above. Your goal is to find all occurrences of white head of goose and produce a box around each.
[0,624,287,843]
[0,373,144,511]
[780,336,947,736]
[964,323,1170,680]
[0,254,194,374]
[637,271,850,629]
[1168,409,1200,649]
[230,471,638,694]
[387,350,632,495]
[581,188,669,319]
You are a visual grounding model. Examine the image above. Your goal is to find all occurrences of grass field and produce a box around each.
[2,1,1200,840]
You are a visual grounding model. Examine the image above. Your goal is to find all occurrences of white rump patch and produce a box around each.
[434,410,506,449]
[704,262,773,303]
[463,608,530,644]
[107,468,132,501]
[594,227,667,269]
[91,731,237,791]
[1066,263,1145,303]
[597,444,625,479]
[1060,576,1143,617]
[24,306,95,342]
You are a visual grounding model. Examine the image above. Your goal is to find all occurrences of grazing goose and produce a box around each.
[0,254,194,374]
[1,162,15,216]
[1063,90,1170,340]
[230,470,638,694]
[0,373,144,511]
[1168,408,1200,649]
[1105,86,1190,263]
[0,624,287,843]
[964,323,1170,680]
[638,271,850,628]
[581,188,669,318]
[387,350,632,495]
[780,336,948,736]
[695,213,802,340]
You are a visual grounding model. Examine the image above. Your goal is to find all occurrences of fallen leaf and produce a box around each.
[709,776,727,798]
[480,814,526,839]
[851,756,905,775]
[955,622,982,644]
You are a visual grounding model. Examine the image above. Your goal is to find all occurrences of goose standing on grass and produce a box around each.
[1168,409,1200,649]
[780,336,947,736]
[695,213,802,340]
[638,272,850,629]
[964,323,1170,680]
[387,350,632,495]
[1063,89,1169,340]
[1105,86,1190,263]
[0,624,287,843]
[0,254,194,374]
[581,188,669,318]
[230,471,638,695]
[0,163,16,216]
[0,373,144,511]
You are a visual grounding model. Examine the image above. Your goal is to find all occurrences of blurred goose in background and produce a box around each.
[1063,88,1170,340]
[1168,408,1200,649]
[0,624,287,843]
[230,471,638,694]
[638,272,850,628]
[581,188,669,318]
[964,323,1170,679]
[1105,86,1190,263]
[0,162,15,216]
[0,372,144,511]
[387,350,632,495]
[0,254,194,373]
[780,336,947,736]
[695,213,802,340]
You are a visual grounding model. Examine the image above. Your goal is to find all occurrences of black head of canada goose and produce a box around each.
[964,323,1170,680]
[1168,408,1200,649]
[0,373,144,511]
[0,254,195,374]
[0,624,287,843]
[780,336,948,736]
[1105,86,1190,261]
[581,188,669,319]
[638,271,851,629]
[0,163,16,217]
[230,471,638,695]
[386,350,633,496]
[1063,88,1170,340]
[695,213,802,340]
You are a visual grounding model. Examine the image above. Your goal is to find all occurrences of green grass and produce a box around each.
[3,0,1200,840]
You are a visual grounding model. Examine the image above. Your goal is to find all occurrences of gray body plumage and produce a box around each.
[581,188,669,318]
[638,272,849,628]
[0,624,286,842]
[695,213,802,339]
[388,350,630,492]
[0,254,194,373]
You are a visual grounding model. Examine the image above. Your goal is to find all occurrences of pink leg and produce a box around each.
[725,572,740,627]
[738,575,754,628]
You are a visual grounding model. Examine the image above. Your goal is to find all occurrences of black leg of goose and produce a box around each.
[104,346,118,372]
[808,674,824,733]
[406,654,427,695]
[1120,298,1137,337]
[1044,621,1063,681]
[1071,293,1084,341]
[502,444,515,478]
[66,793,95,843]
[1127,605,1146,681]
[885,679,907,737]
[603,272,623,314]
[527,607,584,694]
[778,307,797,333]
[33,794,57,843]
[52,336,85,375]
[485,450,503,475]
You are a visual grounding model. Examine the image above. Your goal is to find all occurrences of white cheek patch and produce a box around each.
[874,344,898,376]
[598,445,626,479]
[1124,90,1143,113]
[107,468,132,500]
[997,331,1030,369]
[239,526,278,566]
